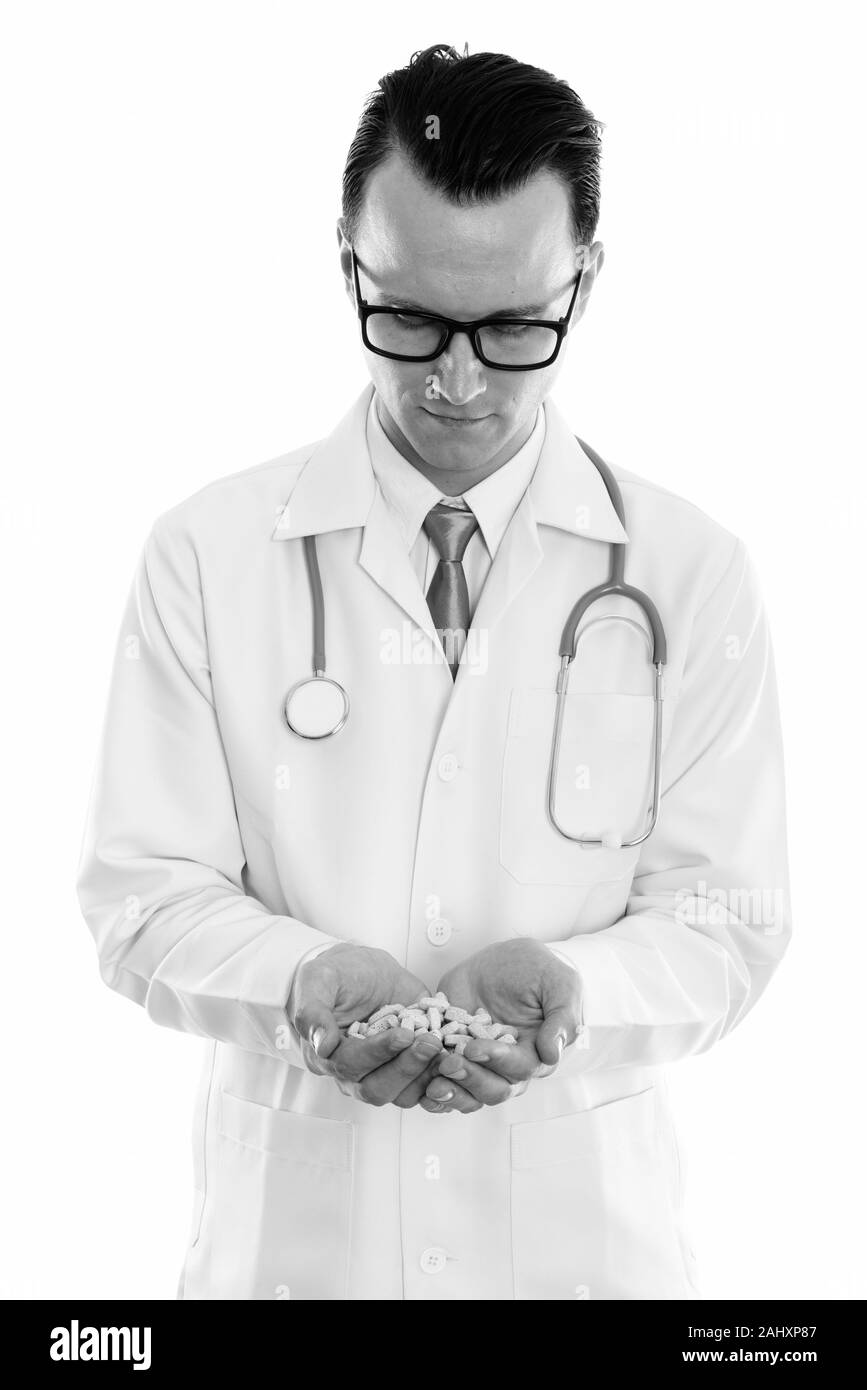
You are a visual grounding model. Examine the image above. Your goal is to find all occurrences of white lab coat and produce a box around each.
[76,383,791,1300]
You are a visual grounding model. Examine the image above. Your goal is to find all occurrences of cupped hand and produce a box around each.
[287,943,445,1107]
[422,938,582,1114]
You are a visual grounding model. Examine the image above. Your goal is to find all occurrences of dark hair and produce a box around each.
[342,44,603,246]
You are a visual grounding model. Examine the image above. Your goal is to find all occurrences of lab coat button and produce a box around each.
[437,753,459,781]
[426,918,452,946]
[420,1246,447,1274]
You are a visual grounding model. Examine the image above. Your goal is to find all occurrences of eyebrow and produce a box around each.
[354,251,563,320]
[383,295,551,319]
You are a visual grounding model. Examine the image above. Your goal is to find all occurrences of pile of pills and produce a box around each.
[347,993,518,1057]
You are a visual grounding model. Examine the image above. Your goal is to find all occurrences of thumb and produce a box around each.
[535,1006,577,1067]
[295,1008,341,1061]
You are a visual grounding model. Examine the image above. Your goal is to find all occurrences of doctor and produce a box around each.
[76,43,791,1300]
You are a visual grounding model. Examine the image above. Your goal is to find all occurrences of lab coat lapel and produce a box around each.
[272,385,628,663]
[272,388,376,541]
[529,399,629,545]
[272,384,447,661]
[358,487,444,653]
[469,491,544,643]
[468,397,628,645]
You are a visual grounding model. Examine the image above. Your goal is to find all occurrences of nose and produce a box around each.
[432,331,487,407]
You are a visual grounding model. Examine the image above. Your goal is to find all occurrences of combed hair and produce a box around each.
[342,44,604,245]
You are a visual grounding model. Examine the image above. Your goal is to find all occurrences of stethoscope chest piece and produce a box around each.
[284,673,349,739]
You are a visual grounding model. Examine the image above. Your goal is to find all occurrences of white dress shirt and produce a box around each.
[366,394,546,620]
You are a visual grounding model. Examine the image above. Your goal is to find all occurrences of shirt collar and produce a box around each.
[367,393,547,560]
[272,382,627,545]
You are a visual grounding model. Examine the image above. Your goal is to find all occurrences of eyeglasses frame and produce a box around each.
[350,246,584,372]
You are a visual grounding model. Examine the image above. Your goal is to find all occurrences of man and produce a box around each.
[76,44,791,1300]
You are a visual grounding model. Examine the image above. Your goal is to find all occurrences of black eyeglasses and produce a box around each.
[351,247,583,372]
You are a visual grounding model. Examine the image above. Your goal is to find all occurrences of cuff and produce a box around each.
[240,918,342,1065]
[543,933,632,1030]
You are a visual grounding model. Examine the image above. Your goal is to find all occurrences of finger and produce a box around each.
[419,1095,450,1114]
[535,1006,578,1067]
[327,1027,416,1082]
[421,1083,482,1115]
[355,1035,444,1106]
[391,1052,446,1109]
[294,1008,342,1062]
[462,1036,541,1082]
[433,1052,518,1106]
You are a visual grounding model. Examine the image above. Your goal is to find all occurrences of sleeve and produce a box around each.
[546,537,792,1074]
[75,513,341,1068]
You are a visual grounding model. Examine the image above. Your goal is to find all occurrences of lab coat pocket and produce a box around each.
[194,1091,355,1300]
[499,686,653,885]
[510,1088,692,1300]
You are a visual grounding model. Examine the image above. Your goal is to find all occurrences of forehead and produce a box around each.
[355,152,576,311]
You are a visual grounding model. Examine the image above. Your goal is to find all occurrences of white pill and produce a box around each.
[469,1021,497,1040]
[400,1008,428,1028]
[368,1004,402,1024]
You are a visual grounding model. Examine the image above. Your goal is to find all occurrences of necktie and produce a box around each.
[423,502,479,678]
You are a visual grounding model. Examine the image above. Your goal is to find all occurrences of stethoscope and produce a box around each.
[283,436,667,849]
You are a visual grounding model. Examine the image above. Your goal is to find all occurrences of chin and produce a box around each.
[415,425,503,467]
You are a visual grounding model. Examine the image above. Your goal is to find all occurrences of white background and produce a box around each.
[1,0,864,1300]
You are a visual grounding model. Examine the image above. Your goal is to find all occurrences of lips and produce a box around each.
[422,408,490,424]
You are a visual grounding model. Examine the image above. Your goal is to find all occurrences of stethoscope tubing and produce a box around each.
[547,652,665,847]
[284,435,668,848]
[303,533,327,677]
[546,436,667,846]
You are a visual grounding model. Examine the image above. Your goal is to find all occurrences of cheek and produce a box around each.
[364,355,429,411]
[535,357,567,402]
[488,370,548,421]
[515,364,557,410]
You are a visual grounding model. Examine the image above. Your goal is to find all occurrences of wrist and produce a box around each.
[545,941,579,973]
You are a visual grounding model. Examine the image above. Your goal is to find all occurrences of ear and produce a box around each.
[336,218,357,309]
[571,239,605,327]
